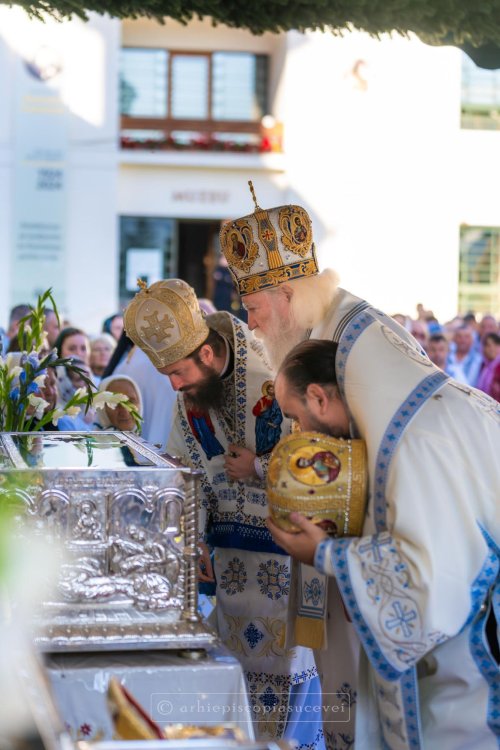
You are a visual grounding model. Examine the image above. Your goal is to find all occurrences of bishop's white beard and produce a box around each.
[254,305,306,370]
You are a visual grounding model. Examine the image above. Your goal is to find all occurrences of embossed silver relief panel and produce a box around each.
[0,432,213,651]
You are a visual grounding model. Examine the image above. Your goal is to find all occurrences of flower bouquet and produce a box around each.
[0,289,141,433]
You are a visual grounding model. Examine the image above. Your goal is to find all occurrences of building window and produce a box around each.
[461,53,500,130]
[171,54,210,119]
[120,48,168,117]
[119,48,280,153]
[459,226,500,315]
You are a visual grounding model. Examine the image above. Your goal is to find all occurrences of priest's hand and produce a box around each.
[266,513,328,566]
[224,445,258,481]
[197,541,215,583]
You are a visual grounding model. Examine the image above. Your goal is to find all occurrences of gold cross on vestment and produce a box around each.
[140,309,174,343]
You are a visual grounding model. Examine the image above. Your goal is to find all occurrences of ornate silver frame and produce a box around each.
[0,432,215,652]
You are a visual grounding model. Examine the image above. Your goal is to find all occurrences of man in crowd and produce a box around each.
[123,279,322,746]
[0,303,32,353]
[427,332,449,371]
[43,307,61,347]
[267,337,499,750]
[409,319,429,351]
[446,325,482,385]
[478,314,499,345]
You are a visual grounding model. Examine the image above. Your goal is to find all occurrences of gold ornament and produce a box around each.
[220,182,319,296]
[124,279,209,369]
[267,431,368,536]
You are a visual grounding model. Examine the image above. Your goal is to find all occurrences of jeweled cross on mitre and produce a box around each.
[140,310,174,343]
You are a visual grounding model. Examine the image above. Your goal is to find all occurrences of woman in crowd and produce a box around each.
[102,313,124,342]
[94,374,142,433]
[54,327,91,366]
[102,331,176,446]
[89,333,116,384]
[476,332,500,398]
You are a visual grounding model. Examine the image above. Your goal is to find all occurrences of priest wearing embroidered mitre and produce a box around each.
[220,183,500,750]
[123,279,324,747]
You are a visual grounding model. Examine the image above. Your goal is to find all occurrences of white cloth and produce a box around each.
[167,312,318,741]
[294,288,424,748]
[111,345,176,447]
[312,295,500,750]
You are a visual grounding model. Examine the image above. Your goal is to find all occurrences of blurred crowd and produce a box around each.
[392,303,500,400]
[0,297,498,445]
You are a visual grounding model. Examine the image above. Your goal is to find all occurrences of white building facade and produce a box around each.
[0,9,499,332]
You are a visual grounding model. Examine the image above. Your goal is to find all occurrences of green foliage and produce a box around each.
[0,288,94,432]
[3,0,500,46]
[0,288,142,433]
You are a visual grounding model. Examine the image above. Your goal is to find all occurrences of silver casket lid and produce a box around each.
[0,431,215,652]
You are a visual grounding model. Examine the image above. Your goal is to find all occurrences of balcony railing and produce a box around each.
[120,116,283,154]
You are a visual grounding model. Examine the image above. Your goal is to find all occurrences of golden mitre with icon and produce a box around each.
[267,431,368,536]
[219,181,319,296]
[123,279,209,369]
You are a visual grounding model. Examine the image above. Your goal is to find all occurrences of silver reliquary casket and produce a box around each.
[0,431,215,652]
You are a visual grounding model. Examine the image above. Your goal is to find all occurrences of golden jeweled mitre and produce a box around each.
[267,431,368,536]
[123,279,209,369]
[219,181,319,296]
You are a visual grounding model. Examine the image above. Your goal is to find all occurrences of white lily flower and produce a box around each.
[27,394,50,420]
[50,408,66,425]
[73,387,88,400]
[6,353,24,373]
[64,405,81,417]
[36,332,49,352]
[34,373,47,387]
[9,366,22,379]
[93,391,128,410]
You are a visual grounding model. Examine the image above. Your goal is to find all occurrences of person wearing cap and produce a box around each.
[265,337,500,750]
[221,186,500,749]
[123,279,323,746]
[219,182,420,372]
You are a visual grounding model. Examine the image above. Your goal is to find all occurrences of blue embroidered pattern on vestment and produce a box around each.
[335,311,374,400]
[177,400,218,514]
[233,317,248,445]
[297,728,325,750]
[304,577,325,608]
[245,669,319,740]
[257,559,290,600]
[324,309,455,749]
[244,621,265,649]
[372,369,448,532]
[260,684,280,708]
[177,318,278,552]
[468,525,500,741]
[332,300,370,342]
[399,671,422,749]
[220,557,247,596]
[245,666,319,689]
[210,520,286,554]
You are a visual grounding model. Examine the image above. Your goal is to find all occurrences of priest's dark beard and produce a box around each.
[181,361,226,412]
